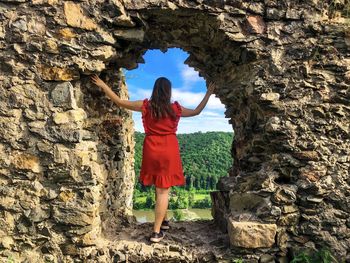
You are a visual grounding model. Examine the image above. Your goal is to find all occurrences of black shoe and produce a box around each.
[160,220,170,230]
[150,230,165,243]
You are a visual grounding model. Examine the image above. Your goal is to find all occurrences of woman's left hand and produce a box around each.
[90,74,108,90]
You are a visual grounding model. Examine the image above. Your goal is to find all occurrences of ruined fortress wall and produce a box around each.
[0,0,349,262]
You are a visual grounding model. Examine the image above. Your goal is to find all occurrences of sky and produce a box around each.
[123,47,232,134]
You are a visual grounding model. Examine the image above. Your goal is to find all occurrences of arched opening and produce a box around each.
[121,47,234,223]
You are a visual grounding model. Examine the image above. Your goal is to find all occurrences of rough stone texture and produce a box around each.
[0,0,349,262]
[105,219,234,263]
[227,220,277,248]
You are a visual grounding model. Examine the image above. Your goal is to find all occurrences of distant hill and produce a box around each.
[133,131,234,191]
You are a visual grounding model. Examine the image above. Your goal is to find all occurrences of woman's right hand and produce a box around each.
[207,81,216,94]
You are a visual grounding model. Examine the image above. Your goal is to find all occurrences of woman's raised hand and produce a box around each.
[90,74,108,90]
[207,81,216,94]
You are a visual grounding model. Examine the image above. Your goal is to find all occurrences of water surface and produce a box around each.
[132,208,212,223]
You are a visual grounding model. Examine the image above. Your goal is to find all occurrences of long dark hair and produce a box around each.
[149,77,176,120]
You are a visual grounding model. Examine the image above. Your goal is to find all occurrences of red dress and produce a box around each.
[138,98,186,188]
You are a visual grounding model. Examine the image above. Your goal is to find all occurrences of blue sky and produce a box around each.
[123,47,232,134]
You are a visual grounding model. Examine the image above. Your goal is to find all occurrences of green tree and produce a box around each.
[192,196,212,208]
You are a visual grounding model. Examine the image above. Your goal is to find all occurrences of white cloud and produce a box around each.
[172,88,225,111]
[171,89,202,106]
[128,84,151,100]
[177,118,233,133]
[178,63,203,89]
[198,110,222,117]
[208,96,226,110]
[131,111,232,134]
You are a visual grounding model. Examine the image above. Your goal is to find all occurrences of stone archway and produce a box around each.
[0,0,349,262]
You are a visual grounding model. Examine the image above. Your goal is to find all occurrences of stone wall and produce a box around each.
[0,0,349,262]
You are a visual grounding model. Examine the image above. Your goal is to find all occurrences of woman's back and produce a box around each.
[141,98,182,136]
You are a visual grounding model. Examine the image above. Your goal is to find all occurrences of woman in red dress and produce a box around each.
[91,74,216,243]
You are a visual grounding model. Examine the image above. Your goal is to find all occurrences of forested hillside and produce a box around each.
[133,131,234,191]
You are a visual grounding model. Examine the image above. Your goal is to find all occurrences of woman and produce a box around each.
[91,74,216,243]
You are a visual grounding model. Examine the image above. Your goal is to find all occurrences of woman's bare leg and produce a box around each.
[154,187,170,233]
[155,189,169,221]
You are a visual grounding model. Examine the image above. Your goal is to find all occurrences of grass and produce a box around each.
[193,193,209,201]
[134,192,209,204]
[291,247,340,263]
[135,196,147,203]
[227,247,340,263]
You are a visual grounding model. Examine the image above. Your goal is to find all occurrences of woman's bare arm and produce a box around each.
[181,82,216,117]
[90,74,143,112]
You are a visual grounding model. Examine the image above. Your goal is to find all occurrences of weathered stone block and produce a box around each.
[0,196,17,211]
[53,108,87,124]
[265,116,281,132]
[227,219,277,248]
[44,39,59,54]
[266,8,285,19]
[229,192,275,221]
[58,28,76,40]
[282,205,298,214]
[259,254,275,263]
[49,126,83,142]
[272,186,297,204]
[286,8,301,20]
[63,2,97,30]
[113,29,145,42]
[246,15,266,34]
[260,92,280,101]
[52,205,95,226]
[90,46,116,61]
[72,56,107,73]
[50,82,77,110]
[0,236,14,249]
[229,193,268,214]
[114,14,136,27]
[278,212,300,226]
[38,65,79,81]
[11,152,42,173]
[25,206,50,223]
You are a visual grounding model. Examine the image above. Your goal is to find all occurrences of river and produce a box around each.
[132,208,212,223]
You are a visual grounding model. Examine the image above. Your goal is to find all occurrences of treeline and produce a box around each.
[133,131,234,192]
[133,187,212,210]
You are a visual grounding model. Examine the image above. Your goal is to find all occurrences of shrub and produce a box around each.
[172,209,185,221]
[291,247,339,263]
[145,192,155,209]
[192,196,212,208]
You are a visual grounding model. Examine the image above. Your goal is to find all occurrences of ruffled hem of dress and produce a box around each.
[139,172,185,188]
